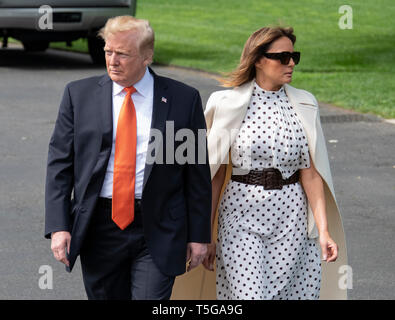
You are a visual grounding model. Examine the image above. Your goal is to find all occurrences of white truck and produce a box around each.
[0,0,137,63]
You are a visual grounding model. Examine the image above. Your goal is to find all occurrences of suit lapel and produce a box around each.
[142,69,171,192]
[97,74,114,147]
[85,75,113,186]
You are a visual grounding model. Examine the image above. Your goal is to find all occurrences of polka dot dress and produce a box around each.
[216,82,321,300]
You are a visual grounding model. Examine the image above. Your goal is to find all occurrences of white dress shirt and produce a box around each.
[100,68,154,199]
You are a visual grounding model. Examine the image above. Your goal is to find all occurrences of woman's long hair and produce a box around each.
[220,26,296,87]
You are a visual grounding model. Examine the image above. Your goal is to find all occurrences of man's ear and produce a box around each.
[144,49,154,66]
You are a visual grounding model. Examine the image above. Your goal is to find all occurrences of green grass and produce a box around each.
[50,38,87,52]
[52,0,395,118]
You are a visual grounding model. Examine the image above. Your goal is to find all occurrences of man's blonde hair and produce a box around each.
[98,15,154,56]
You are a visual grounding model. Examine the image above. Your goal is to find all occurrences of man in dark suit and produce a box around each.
[45,16,212,300]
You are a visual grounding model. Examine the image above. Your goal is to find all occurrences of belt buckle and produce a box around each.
[263,170,283,190]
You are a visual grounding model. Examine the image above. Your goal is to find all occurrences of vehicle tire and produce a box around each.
[22,41,49,52]
[88,35,105,65]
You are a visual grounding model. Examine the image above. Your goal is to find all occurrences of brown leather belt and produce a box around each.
[231,168,299,190]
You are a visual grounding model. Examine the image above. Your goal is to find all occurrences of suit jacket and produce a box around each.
[171,80,348,300]
[45,68,212,277]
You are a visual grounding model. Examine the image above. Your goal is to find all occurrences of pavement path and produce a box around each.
[0,47,394,299]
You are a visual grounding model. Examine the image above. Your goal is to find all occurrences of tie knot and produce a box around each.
[124,86,136,95]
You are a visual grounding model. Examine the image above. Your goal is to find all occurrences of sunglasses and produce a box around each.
[262,51,301,65]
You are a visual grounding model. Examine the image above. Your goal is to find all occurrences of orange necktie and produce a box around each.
[112,86,137,230]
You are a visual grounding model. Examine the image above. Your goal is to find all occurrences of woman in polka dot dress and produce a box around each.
[202,27,344,300]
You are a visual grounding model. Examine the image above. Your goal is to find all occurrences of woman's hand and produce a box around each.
[202,242,216,271]
[319,231,338,263]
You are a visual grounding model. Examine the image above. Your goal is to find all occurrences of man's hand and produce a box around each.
[202,241,216,271]
[51,231,71,267]
[186,242,207,272]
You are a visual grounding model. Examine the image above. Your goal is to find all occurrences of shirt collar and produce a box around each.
[112,67,153,97]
